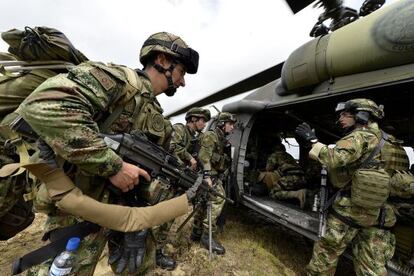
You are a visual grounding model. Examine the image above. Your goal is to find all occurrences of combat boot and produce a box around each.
[200,233,225,255]
[190,227,202,242]
[156,249,176,270]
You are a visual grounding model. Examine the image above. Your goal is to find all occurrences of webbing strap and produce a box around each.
[98,67,140,132]
[360,131,387,168]
[98,105,124,133]
[11,222,100,275]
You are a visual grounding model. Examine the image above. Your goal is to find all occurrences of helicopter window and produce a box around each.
[404,147,414,167]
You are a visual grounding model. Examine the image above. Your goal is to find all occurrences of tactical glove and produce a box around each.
[108,230,148,274]
[360,0,385,16]
[295,123,318,144]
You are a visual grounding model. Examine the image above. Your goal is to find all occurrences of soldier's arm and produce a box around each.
[309,132,370,169]
[19,70,126,177]
[170,125,193,164]
[198,132,215,172]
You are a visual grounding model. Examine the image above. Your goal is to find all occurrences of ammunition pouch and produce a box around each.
[351,168,390,209]
[137,178,175,206]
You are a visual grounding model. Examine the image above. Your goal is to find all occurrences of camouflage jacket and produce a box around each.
[198,127,230,175]
[19,61,172,179]
[265,150,303,176]
[309,122,396,227]
[170,123,197,165]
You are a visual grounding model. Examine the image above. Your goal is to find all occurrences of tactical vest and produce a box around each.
[58,62,173,201]
[381,135,410,172]
[208,129,231,174]
[170,123,199,165]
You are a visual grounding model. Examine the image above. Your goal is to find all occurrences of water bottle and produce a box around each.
[49,237,80,276]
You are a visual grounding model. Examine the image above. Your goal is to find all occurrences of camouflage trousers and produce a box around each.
[192,179,225,236]
[266,173,306,201]
[306,215,395,276]
[260,172,306,192]
[26,214,155,276]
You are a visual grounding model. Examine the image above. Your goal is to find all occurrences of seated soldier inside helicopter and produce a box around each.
[251,138,308,208]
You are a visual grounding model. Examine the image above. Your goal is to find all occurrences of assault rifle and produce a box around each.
[101,131,233,204]
[10,116,233,205]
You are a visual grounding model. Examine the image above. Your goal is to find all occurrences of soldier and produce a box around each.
[170,107,211,169]
[256,138,307,208]
[295,98,399,276]
[191,112,236,255]
[17,32,200,275]
[153,107,210,270]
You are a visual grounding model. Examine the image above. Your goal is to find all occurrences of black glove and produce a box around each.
[359,0,385,16]
[185,175,203,203]
[108,230,148,274]
[295,123,318,143]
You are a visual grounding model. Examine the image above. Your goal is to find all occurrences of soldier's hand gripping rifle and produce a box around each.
[318,165,328,238]
[101,131,233,205]
[10,116,233,206]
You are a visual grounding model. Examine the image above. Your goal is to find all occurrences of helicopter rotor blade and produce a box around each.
[285,0,316,14]
[166,62,284,118]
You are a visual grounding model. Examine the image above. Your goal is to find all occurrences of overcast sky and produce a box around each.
[0,0,396,122]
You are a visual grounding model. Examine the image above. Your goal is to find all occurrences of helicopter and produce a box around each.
[167,0,414,274]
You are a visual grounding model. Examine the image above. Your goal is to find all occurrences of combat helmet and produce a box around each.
[217,112,237,127]
[140,32,199,74]
[185,107,211,121]
[335,98,384,123]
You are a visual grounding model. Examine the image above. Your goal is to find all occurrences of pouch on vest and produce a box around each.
[136,178,174,206]
[390,170,414,199]
[351,168,390,209]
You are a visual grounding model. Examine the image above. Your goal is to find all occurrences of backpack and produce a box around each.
[0,26,88,240]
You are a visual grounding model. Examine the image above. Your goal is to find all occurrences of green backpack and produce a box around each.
[0,26,88,240]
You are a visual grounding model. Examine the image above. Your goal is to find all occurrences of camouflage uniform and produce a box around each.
[260,147,306,201]
[154,111,207,255]
[306,122,396,276]
[19,61,172,275]
[170,123,197,166]
[192,127,230,237]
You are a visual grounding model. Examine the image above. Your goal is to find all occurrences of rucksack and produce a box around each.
[0,26,88,240]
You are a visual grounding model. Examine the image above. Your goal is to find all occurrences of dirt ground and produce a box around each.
[0,206,354,275]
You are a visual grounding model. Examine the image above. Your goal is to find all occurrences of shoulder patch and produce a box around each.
[90,67,115,91]
[336,139,353,149]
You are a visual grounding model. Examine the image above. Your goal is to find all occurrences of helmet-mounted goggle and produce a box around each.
[142,39,199,74]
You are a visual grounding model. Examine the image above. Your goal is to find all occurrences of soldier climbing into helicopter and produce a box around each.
[295,98,407,275]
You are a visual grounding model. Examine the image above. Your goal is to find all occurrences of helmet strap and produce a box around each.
[154,62,177,97]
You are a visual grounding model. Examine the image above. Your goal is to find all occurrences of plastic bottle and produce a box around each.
[49,237,80,276]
